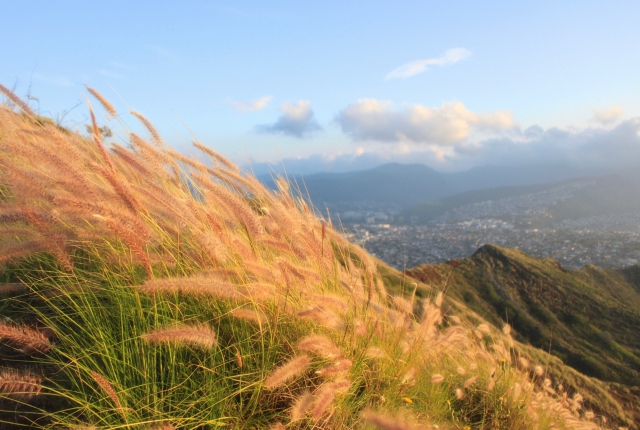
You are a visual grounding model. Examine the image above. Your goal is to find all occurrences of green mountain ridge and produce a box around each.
[407,244,640,387]
[369,250,640,428]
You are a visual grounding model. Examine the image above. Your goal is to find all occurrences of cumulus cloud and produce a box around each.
[337,99,516,145]
[248,117,640,175]
[227,96,272,112]
[385,48,471,80]
[455,117,640,171]
[590,106,624,125]
[257,100,321,138]
[251,117,640,176]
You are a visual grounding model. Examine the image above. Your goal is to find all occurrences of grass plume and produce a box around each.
[0,368,42,401]
[0,323,52,354]
[141,325,218,349]
[263,354,312,390]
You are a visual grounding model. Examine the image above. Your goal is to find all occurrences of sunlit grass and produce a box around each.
[0,85,609,429]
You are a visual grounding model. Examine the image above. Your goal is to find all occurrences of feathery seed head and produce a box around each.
[297,334,343,359]
[0,83,35,116]
[231,307,268,325]
[392,295,413,315]
[0,323,53,355]
[431,374,444,384]
[85,85,116,116]
[434,291,444,308]
[464,376,478,388]
[502,324,511,335]
[91,371,123,412]
[311,379,351,421]
[315,359,352,378]
[0,283,28,296]
[366,347,386,360]
[0,368,43,401]
[290,390,314,421]
[141,324,218,349]
[264,354,312,390]
[401,367,417,385]
[361,410,423,430]
[130,110,164,146]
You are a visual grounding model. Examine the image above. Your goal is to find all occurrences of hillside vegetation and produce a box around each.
[0,85,620,429]
[408,244,640,425]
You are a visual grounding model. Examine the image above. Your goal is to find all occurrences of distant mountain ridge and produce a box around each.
[260,162,600,209]
[402,173,640,224]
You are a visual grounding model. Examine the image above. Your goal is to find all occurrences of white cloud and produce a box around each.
[385,48,471,80]
[227,96,273,112]
[257,100,321,138]
[337,99,516,145]
[250,117,640,175]
[590,106,623,125]
[471,118,640,172]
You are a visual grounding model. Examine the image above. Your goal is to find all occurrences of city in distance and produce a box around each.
[261,162,640,270]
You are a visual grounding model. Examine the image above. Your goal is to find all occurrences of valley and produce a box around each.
[276,165,640,271]
[351,215,640,270]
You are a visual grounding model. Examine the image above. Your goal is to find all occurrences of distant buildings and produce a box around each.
[343,215,640,270]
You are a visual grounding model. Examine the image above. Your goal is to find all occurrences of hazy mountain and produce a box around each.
[549,174,640,220]
[401,181,569,223]
[260,162,596,210]
[402,173,640,224]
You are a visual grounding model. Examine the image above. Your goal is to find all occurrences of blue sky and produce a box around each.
[2,1,640,173]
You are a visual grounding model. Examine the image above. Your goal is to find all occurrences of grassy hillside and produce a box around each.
[407,244,640,425]
[0,85,620,429]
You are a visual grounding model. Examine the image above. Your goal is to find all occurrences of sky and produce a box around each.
[2,1,640,174]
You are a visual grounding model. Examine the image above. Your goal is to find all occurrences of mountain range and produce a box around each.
[260,162,597,209]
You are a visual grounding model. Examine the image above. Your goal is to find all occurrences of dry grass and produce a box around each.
[0,87,619,428]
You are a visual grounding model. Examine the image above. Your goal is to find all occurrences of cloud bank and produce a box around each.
[385,48,471,80]
[257,100,321,138]
[249,117,640,175]
[464,117,640,171]
[227,96,272,112]
[590,106,623,125]
[336,100,516,145]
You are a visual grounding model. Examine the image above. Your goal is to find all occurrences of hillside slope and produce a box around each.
[407,244,640,423]
[408,244,640,386]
